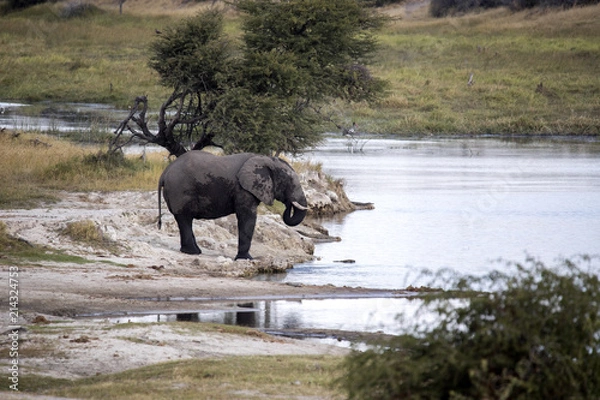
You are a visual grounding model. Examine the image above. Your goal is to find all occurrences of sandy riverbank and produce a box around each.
[0,188,396,380]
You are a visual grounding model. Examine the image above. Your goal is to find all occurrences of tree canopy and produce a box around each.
[112,0,387,156]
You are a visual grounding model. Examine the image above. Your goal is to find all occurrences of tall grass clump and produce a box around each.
[339,255,600,399]
[60,219,120,253]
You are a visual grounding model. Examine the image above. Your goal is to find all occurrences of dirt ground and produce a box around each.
[0,190,399,380]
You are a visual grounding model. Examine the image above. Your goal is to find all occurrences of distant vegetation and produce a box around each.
[0,1,598,137]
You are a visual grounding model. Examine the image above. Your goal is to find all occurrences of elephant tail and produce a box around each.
[157,178,163,230]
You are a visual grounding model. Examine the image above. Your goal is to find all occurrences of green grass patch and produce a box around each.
[358,6,600,135]
[0,220,84,264]
[11,356,344,399]
[0,2,172,107]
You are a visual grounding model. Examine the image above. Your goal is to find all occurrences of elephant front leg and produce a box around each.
[174,214,201,255]
[235,209,257,260]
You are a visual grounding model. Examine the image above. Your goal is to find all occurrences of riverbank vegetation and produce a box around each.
[1,1,598,136]
[339,256,600,399]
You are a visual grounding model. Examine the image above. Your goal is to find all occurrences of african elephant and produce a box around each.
[158,151,308,260]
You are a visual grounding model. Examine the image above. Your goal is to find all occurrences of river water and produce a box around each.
[283,137,600,290]
[3,102,599,336]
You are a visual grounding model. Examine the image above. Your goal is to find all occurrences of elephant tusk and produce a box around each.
[291,201,309,211]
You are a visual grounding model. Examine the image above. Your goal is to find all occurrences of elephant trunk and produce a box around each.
[283,201,308,226]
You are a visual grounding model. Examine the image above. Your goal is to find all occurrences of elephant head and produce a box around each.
[237,155,308,226]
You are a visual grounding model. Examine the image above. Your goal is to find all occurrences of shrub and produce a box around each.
[339,256,600,399]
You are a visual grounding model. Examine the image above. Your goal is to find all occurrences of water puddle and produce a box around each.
[77,297,426,347]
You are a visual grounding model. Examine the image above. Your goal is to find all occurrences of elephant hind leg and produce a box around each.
[174,214,201,255]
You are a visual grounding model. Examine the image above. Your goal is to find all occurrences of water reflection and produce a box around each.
[108,298,424,336]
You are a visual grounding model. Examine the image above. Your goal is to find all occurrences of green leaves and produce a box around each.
[339,256,600,399]
[148,10,231,92]
[238,0,386,102]
[146,0,387,155]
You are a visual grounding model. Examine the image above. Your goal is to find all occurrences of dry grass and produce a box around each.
[0,131,168,207]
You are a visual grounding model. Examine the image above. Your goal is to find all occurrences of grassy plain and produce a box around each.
[0,1,598,134]
[367,4,600,135]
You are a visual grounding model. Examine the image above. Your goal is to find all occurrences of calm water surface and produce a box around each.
[280,137,600,290]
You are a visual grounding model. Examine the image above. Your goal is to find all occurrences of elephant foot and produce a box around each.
[180,246,202,255]
[235,253,253,261]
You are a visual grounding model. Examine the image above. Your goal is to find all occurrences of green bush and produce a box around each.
[339,256,600,399]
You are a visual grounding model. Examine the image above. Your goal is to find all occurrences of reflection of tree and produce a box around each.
[345,135,370,154]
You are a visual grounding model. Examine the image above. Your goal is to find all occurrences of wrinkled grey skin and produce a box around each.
[158,151,308,260]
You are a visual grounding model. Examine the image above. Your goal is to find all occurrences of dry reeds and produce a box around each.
[0,131,169,207]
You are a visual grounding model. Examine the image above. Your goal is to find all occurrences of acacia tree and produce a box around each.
[111,0,386,157]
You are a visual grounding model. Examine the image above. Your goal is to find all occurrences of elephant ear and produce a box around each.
[237,156,275,206]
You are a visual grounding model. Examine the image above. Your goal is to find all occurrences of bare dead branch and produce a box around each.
[111,93,189,157]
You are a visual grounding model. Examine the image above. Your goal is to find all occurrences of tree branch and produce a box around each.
[111,93,189,157]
